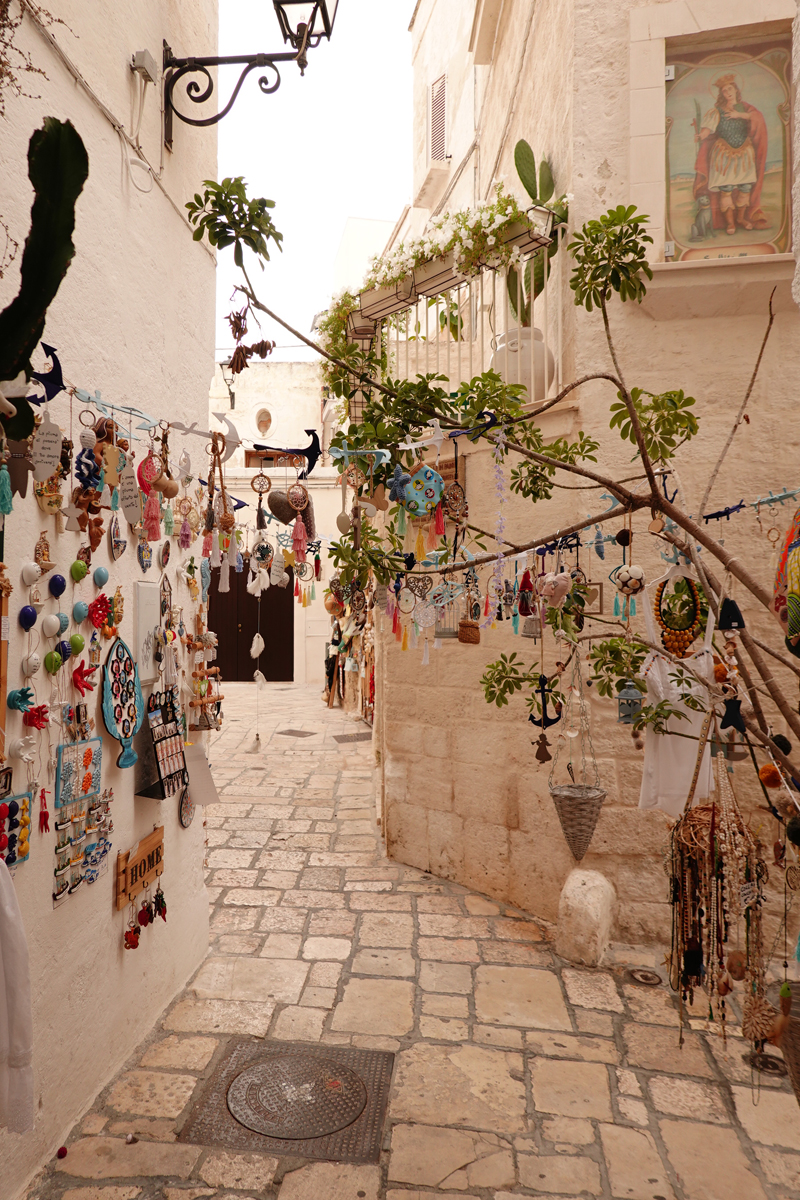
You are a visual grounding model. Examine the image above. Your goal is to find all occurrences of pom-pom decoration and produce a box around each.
[759,763,783,789]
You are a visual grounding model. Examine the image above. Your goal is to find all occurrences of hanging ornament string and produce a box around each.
[483,429,507,630]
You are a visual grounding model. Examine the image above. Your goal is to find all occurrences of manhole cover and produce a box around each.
[333,732,373,744]
[626,968,663,987]
[227,1054,367,1138]
[278,729,316,738]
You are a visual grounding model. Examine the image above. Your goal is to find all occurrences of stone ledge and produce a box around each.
[639,253,797,319]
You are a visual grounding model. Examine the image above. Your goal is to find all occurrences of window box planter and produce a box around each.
[413,250,468,298]
[359,277,416,320]
[346,310,377,351]
[499,205,555,255]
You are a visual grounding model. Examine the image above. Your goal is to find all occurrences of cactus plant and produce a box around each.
[507,139,568,326]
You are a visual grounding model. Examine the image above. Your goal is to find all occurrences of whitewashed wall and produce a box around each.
[0,2,217,1194]
[378,0,800,949]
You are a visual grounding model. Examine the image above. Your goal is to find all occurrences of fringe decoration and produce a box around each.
[218,557,230,593]
[314,554,321,580]
[311,582,316,600]
[292,515,308,563]
[629,596,637,617]
[236,551,244,573]
[414,528,426,561]
[294,576,300,598]
[257,500,267,529]
[613,592,621,617]
[403,523,416,554]
[434,501,445,536]
[433,637,441,650]
[426,519,437,551]
[392,607,399,635]
[163,505,174,536]
[111,486,119,511]
[180,517,192,549]
[512,611,519,634]
[395,619,403,643]
[401,624,409,651]
[228,533,238,564]
[422,638,430,665]
[0,464,12,515]
[250,632,264,658]
[484,593,490,616]
[210,536,221,568]
[396,506,407,537]
[204,503,215,533]
[143,493,161,541]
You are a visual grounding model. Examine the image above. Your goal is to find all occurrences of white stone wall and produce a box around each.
[0,3,216,1194]
[380,0,800,949]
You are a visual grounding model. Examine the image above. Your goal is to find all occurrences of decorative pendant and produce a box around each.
[534,733,552,763]
[179,785,195,828]
[109,514,127,560]
[101,638,144,767]
[159,540,171,570]
[137,537,152,573]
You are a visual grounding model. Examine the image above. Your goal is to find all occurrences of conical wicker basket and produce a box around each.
[780,1016,800,1107]
[549,783,606,862]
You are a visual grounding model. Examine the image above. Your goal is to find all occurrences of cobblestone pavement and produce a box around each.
[23,683,800,1200]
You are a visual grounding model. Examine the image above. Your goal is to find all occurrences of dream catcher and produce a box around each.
[101,638,145,767]
[547,652,606,860]
[286,459,311,564]
[250,460,272,529]
[177,480,198,549]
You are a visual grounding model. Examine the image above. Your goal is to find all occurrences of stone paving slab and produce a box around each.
[21,683,800,1200]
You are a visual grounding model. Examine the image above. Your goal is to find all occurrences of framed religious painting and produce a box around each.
[665,30,792,260]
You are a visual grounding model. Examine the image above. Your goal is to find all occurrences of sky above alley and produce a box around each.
[214,1,414,359]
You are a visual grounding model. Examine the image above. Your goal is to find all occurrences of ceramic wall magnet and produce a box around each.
[138,537,152,573]
[70,559,88,583]
[73,601,89,624]
[21,562,41,587]
[48,574,66,599]
[109,514,127,560]
[21,653,40,677]
[41,613,61,638]
[19,606,37,631]
[93,566,109,587]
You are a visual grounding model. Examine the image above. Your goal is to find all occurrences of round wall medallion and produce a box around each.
[179,786,195,828]
[227,1054,367,1138]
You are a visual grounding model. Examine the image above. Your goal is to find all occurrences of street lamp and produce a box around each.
[163,0,339,145]
[220,360,236,410]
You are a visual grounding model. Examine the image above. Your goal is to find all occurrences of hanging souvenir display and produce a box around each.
[548,653,606,861]
[0,793,32,867]
[144,692,188,799]
[102,639,145,767]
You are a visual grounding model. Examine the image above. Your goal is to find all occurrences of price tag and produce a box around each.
[740,881,758,909]
[31,410,63,481]
[1,616,8,642]
[194,651,204,664]
[118,459,142,525]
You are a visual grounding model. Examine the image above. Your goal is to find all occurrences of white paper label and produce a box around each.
[118,460,142,525]
[31,410,63,481]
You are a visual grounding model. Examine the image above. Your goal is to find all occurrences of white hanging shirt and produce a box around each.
[637,581,715,819]
[0,858,34,1133]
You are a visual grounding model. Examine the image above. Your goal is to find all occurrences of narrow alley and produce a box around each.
[19,684,800,1200]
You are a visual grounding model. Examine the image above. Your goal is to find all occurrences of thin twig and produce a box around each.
[600,294,659,496]
[748,632,800,681]
[698,289,776,516]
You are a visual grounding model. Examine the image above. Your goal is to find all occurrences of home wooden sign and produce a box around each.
[116,826,164,909]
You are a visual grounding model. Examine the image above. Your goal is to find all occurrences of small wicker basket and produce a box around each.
[549,783,606,861]
[458,618,481,645]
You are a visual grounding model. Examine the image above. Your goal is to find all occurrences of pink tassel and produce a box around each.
[434,501,445,536]
[180,516,192,549]
[392,606,399,635]
[426,519,437,551]
[143,493,161,542]
[202,532,212,557]
[292,515,308,563]
[484,592,490,616]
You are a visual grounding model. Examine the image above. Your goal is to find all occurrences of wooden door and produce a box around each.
[209,562,294,682]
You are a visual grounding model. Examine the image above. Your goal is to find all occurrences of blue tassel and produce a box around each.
[629,596,636,617]
[111,486,119,511]
[0,464,12,515]
[613,593,620,617]
[795,932,800,963]
[512,611,519,635]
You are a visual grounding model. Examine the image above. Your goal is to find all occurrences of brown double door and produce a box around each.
[208,560,294,682]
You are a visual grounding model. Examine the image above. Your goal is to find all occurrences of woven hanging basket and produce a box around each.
[458,618,480,645]
[549,783,606,861]
[780,1016,800,1108]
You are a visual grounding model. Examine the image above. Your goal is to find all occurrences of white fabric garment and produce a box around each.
[0,858,33,1133]
[638,577,715,818]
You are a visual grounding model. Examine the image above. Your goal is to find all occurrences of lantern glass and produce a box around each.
[617,680,643,725]
[273,0,338,42]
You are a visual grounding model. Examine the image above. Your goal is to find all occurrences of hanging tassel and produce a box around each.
[434,637,441,650]
[403,523,416,554]
[401,624,409,651]
[218,557,230,593]
[0,463,14,515]
[304,588,310,608]
[392,606,399,635]
[250,632,265,658]
[164,504,174,536]
[434,501,445,536]
[613,592,621,617]
[210,536,221,568]
[257,498,267,529]
[629,596,636,617]
[314,554,321,580]
[396,506,407,536]
[395,619,403,643]
[99,481,112,509]
[228,534,238,564]
[180,517,192,549]
[236,551,244,573]
[311,581,316,601]
[294,576,300,598]
[513,611,519,635]
[410,623,419,649]
[201,532,212,557]
[422,637,430,665]
[426,519,437,551]
[484,593,490,616]
[204,503,215,533]
[111,486,119,511]
[292,515,308,563]
[415,527,426,561]
[143,493,161,541]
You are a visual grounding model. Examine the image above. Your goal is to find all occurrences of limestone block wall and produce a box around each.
[0,2,217,1194]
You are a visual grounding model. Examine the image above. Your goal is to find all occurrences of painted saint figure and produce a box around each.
[693,73,769,236]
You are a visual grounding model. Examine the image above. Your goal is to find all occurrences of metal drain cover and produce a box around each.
[333,732,372,744]
[227,1053,367,1138]
[626,968,663,987]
